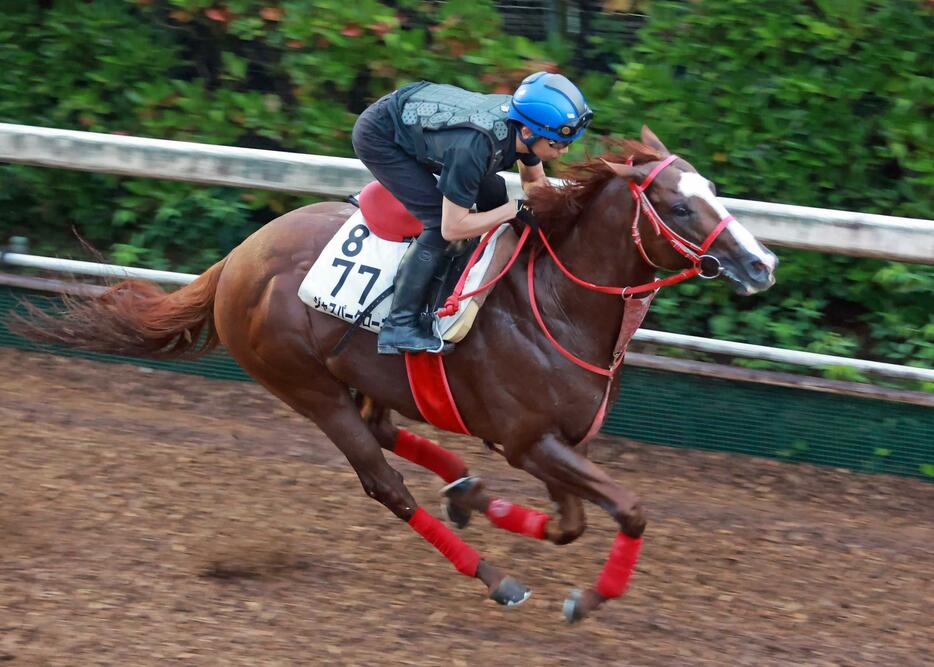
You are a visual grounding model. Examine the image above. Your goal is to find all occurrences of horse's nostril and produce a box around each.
[748,260,770,280]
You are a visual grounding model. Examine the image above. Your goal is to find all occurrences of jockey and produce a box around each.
[352,71,593,355]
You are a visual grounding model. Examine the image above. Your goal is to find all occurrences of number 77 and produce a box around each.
[330,258,381,305]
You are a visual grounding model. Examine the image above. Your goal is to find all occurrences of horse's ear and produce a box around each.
[601,159,649,183]
[640,125,671,157]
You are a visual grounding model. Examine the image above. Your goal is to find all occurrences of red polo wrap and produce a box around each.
[393,429,466,483]
[408,507,481,577]
[484,499,550,540]
[595,532,643,598]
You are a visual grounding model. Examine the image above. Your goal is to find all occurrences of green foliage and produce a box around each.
[0,0,931,365]
[606,0,934,373]
[0,0,547,269]
[643,248,934,374]
[603,0,933,219]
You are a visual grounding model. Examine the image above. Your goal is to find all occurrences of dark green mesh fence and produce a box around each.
[2,286,931,479]
[602,369,932,478]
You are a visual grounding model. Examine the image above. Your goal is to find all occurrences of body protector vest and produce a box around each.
[397,82,512,171]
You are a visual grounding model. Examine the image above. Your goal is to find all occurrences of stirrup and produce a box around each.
[413,337,454,355]
[376,334,454,356]
[395,340,455,355]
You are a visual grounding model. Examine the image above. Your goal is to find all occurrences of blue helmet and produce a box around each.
[507,72,593,144]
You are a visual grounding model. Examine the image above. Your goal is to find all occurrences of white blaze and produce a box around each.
[677,172,776,270]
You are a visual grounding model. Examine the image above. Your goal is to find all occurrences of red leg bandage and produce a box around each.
[408,507,481,577]
[393,429,467,483]
[595,532,643,599]
[484,499,550,540]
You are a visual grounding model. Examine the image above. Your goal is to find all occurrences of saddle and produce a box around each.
[354,180,503,331]
[298,182,516,344]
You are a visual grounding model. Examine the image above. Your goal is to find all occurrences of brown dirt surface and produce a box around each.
[1,347,931,666]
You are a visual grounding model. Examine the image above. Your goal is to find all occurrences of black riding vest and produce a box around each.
[394,82,512,170]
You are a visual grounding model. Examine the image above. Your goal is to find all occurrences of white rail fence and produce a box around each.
[1,123,932,397]
[3,251,932,387]
[2,123,933,263]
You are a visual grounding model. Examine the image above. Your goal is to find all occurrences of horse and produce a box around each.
[16,127,777,622]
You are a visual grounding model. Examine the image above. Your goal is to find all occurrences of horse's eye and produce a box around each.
[671,204,691,218]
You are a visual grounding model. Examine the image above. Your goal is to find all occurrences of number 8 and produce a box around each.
[342,224,370,257]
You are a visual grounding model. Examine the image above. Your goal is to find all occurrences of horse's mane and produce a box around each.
[527,139,664,234]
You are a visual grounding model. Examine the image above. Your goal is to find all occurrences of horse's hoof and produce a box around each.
[490,576,531,607]
[440,476,480,529]
[440,475,479,497]
[563,588,585,623]
[440,499,472,529]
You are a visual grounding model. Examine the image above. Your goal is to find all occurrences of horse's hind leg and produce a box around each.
[357,396,474,528]
[357,399,562,538]
[357,395,468,484]
[259,380,530,606]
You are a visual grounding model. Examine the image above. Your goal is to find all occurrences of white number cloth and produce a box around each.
[298,209,511,339]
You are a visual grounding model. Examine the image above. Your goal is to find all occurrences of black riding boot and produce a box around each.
[377,238,449,355]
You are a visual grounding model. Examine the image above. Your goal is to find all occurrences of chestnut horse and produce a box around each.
[18,127,776,622]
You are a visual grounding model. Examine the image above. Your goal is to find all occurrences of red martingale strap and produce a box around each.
[403,153,730,445]
[578,292,655,445]
[527,246,614,377]
[526,244,655,382]
[404,352,471,435]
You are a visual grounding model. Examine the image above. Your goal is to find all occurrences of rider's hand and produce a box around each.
[514,199,537,229]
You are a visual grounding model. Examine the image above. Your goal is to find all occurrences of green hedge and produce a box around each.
[590,0,933,382]
[0,0,550,266]
[1,0,931,380]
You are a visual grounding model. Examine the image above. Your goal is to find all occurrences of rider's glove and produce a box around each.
[514,199,537,230]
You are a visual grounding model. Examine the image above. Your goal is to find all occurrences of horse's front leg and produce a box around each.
[516,454,589,544]
[543,481,587,545]
[524,434,645,623]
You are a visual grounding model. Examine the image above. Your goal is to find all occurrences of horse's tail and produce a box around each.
[12,258,229,359]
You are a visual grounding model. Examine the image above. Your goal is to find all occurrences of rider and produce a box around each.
[352,71,593,355]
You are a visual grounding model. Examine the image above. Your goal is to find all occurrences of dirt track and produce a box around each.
[1,347,931,666]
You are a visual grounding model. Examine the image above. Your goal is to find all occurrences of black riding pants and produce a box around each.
[352,96,508,250]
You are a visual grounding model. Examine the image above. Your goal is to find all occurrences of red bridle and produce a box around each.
[437,153,735,376]
[527,154,734,306]
[625,154,734,287]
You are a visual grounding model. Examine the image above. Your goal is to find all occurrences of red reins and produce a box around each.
[437,154,733,376]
